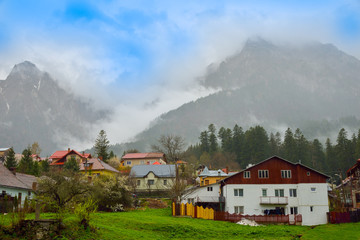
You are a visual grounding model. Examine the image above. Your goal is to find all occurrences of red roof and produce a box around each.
[50,149,91,166]
[49,150,69,159]
[122,152,165,160]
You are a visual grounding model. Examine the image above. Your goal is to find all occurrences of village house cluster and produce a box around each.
[1,146,360,226]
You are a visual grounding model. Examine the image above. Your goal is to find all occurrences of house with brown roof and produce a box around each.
[80,158,119,176]
[50,148,91,167]
[121,152,167,167]
[0,164,37,204]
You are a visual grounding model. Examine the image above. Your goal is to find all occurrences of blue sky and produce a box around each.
[0,0,359,146]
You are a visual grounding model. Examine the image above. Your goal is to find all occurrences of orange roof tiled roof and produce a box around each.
[80,158,119,173]
[122,152,165,160]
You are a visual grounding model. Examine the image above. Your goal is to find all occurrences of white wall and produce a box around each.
[223,183,329,225]
[181,184,220,204]
[0,185,33,204]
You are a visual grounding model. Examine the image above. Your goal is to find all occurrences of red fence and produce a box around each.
[327,210,360,224]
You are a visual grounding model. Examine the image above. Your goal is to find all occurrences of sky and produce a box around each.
[0,0,360,148]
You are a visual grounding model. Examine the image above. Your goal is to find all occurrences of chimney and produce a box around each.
[9,167,16,175]
[68,148,70,153]
[226,166,229,174]
[32,182,37,191]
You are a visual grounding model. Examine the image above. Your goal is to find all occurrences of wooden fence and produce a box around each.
[327,209,360,224]
[172,203,302,224]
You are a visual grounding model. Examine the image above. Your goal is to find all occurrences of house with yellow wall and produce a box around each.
[129,165,175,193]
[199,167,229,186]
[79,158,119,176]
[121,152,166,167]
[49,148,91,167]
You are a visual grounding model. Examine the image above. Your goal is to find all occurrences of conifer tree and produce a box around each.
[94,130,110,162]
[4,147,17,170]
[18,147,34,174]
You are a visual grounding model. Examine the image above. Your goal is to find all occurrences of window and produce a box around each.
[311,187,316,192]
[310,206,314,212]
[137,180,141,186]
[28,191,31,196]
[234,206,244,214]
[258,170,269,178]
[148,180,154,185]
[207,186,213,191]
[205,180,209,185]
[275,189,284,197]
[290,207,298,215]
[163,179,167,185]
[1,190,6,195]
[188,198,194,204]
[307,171,311,176]
[244,171,251,178]
[234,189,244,197]
[281,170,292,178]
[127,161,132,165]
[140,160,144,164]
[289,189,297,197]
[262,189,267,197]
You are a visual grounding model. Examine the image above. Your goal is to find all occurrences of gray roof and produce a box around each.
[199,166,228,177]
[130,165,175,178]
[0,164,33,190]
[16,173,37,189]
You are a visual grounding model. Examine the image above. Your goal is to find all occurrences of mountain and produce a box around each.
[0,61,107,156]
[112,39,360,154]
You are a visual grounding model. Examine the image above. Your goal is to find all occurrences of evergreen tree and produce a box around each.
[18,147,34,174]
[64,158,80,172]
[282,128,296,162]
[94,130,110,162]
[4,147,17,170]
[244,126,269,165]
[355,129,360,159]
[199,130,209,153]
[335,128,353,175]
[218,127,232,153]
[232,125,245,164]
[208,124,218,154]
[269,132,282,156]
[109,150,116,159]
[294,128,310,165]
[310,139,325,170]
[40,159,50,173]
[32,161,40,176]
[325,138,335,173]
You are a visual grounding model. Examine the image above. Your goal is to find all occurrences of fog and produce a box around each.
[0,0,359,149]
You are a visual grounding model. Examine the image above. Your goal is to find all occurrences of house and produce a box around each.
[0,163,37,204]
[198,166,232,186]
[129,165,175,193]
[181,183,222,210]
[79,158,120,176]
[50,148,91,167]
[181,156,330,226]
[121,152,167,167]
[0,148,10,163]
[344,158,360,209]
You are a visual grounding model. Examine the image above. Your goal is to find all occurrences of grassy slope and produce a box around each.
[1,208,360,240]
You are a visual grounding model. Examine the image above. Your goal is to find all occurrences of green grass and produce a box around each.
[1,209,360,239]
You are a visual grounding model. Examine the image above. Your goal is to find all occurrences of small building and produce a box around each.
[121,152,166,167]
[344,158,360,209]
[129,165,175,194]
[198,167,232,186]
[0,164,37,204]
[79,158,119,176]
[181,183,222,210]
[49,149,91,167]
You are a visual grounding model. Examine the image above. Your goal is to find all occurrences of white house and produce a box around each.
[181,183,222,210]
[181,156,330,226]
[0,163,37,204]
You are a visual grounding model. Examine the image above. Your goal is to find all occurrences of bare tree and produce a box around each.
[151,134,186,163]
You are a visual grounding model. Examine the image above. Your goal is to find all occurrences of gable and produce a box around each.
[223,156,328,185]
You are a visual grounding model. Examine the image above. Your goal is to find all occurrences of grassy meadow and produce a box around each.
[1,208,360,239]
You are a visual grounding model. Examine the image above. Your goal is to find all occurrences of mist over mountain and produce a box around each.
[0,61,107,156]
[112,39,360,154]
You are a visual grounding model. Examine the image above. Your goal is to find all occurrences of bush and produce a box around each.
[74,199,97,229]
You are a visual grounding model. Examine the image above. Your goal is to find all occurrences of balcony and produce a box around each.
[260,196,288,205]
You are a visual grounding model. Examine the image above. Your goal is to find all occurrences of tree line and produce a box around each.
[185,124,360,177]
